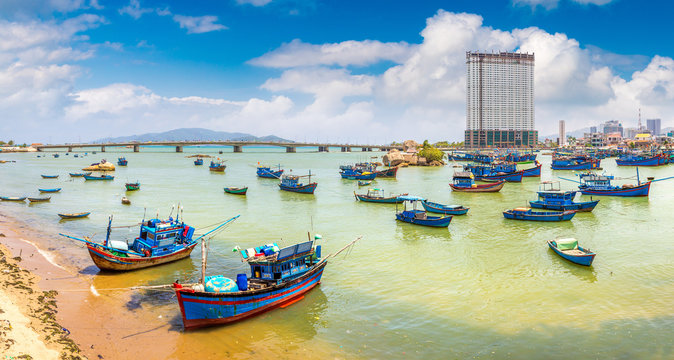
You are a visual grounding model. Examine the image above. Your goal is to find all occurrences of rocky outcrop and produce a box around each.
[403,140,419,153]
[382,149,406,166]
[83,159,115,171]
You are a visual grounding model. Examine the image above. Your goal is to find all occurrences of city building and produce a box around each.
[589,126,598,134]
[646,118,661,136]
[558,120,566,146]
[585,133,605,147]
[602,120,623,137]
[606,132,622,145]
[465,51,537,148]
[624,127,639,139]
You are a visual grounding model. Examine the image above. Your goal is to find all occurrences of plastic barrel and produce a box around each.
[315,245,321,258]
[237,273,248,291]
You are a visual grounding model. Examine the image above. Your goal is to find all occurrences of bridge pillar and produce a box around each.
[318,146,329,152]
[362,147,367,152]
[233,145,242,153]
[67,146,73,152]
[133,144,139,152]
[341,146,351,152]
[367,147,372,152]
[285,146,296,153]
[101,146,105,152]
[176,146,183,153]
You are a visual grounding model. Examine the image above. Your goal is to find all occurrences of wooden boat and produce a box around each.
[576,172,650,197]
[69,172,92,177]
[503,208,576,222]
[396,196,452,227]
[117,157,128,166]
[125,182,140,191]
[354,189,406,204]
[224,187,248,195]
[194,158,203,165]
[547,238,596,266]
[28,197,51,202]
[340,170,376,180]
[173,231,361,329]
[529,181,599,212]
[521,161,542,177]
[38,188,61,193]
[256,164,284,178]
[279,173,317,194]
[357,180,372,186]
[450,172,505,192]
[373,166,398,178]
[58,212,91,219]
[121,197,131,205]
[41,174,58,179]
[421,201,469,215]
[209,160,226,172]
[84,174,114,181]
[0,196,26,201]
[59,214,236,272]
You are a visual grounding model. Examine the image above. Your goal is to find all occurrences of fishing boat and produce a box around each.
[69,172,92,177]
[117,157,128,166]
[224,187,248,195]
[547,238,596,266]
[503,208,576,222]
[449,172,505,192]
[615,154,662,166]
[421,201,470,215]
[395,196,452,227]
[551,156,600,170]
[209,160,226,172]
[357,180,372,186]
[59,213,235,272]
[173,231,360,329]
[194,158,204,165]
[84,174,114,181]
[464,163,523,182]
[38,188,61,193]
[279,173,317,194]
[521,161,542,177]
[339,164,377,180]
[354,188,406,204]
[0,196,26,202]
[58,212,91,219]
[256,164,284,178]
[529,182,599,212]
[121,197,131,205]
[53,154,59,158]
[373,166,398,178]
[41,174,58,179]
[28,197,51,202]
[125,182,140,191]
[573,172,651,197]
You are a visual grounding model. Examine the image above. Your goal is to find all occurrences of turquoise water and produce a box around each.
[0,148,672,359]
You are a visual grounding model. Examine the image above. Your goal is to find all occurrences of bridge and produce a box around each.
[34,141,403,153]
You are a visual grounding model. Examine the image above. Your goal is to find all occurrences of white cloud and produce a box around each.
[172,15,227,34]
[118,0,154,19]
[249,39,415,68]
[236,0,273,6]
[513,0,615,10]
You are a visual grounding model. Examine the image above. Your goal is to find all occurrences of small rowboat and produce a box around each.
[354,189,407,204]
[357,180,372,186]
[69,172,92,177]
[421,201,469,215]
[125,182,140,191]
[547,238,595,266]
[224,187,248,195]
[41,175,58,179]
[503,208,576,222]
[38,188,61,193]
[58,212,91,219]
[84,174,114,181]
[0,196,26,201]
[28,197,51,202]
[396,196,452,227]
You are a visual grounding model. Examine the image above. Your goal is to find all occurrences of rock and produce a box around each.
[399,162,409,167]
[417,157,427,166]
[382,149,405,166]
[429,160,444,166]
[83,160,115,171]
[403,154,417,165]
[403,140,419,153]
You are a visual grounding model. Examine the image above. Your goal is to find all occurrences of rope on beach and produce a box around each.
[58,283,184,292]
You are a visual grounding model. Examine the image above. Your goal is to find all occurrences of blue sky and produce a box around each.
[1,0,673,143]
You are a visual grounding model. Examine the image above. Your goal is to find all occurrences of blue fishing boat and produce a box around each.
[503,208,577,221]
[529,182,599,212]
[450,172,505,192]
[194,158,203,165]
[58,212,90,219]
[69,172,92,177]
[354,188,406,204]
[547,238,596,266]
[38,188,62,193]
[449,152,473,161]
[521,161,542,177]
[551,156,600,170]
[279,173,317,194]
[340,169,376,180]
[575,172,650,197]
[53,154,59,158]
[209,160,226,172]
[257,164,284,178]
[41,174,58,179]
[173,231,361,329]
[395,196,452,227]
[84,174,114,181]
[117,157,128,166]
[616,154,662,166]
[421,201,469,215]
[59,213,236,271]
[464,163,523,182]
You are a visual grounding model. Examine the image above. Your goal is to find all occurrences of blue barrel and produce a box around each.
[236,273,248,291]
[315,245,321,258]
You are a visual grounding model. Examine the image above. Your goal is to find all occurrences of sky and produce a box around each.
[1,0,673,144]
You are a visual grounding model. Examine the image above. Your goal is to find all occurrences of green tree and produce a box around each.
[7,140,14,146]
[418,140,445,163]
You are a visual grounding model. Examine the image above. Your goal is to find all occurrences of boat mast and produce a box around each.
[105,215,113,247]
[201,237,207,285]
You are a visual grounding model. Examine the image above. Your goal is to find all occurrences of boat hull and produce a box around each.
[38,188,61,193]
[58,212,90,219]
[87,242,197,271]
[503,210,576,221]
[476,171,523,182]
[616,157,660,166]
[224,187,248,195]
[176,261,326,330]
[84,175,114,180]
[257,170,283,178]
[279,183,317,194]
[551,161,600,170]
[547,240,595,266]
[421,201,469,215]
[341,173,376,180]
[354,193,404,203]
[529,200,599,212]
[395,213,452,227]
[521,163,542,177]
[374,167,398,178]
[450,180,505,192]
[579,182,650,197]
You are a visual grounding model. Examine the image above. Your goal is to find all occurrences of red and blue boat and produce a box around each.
[547,238,596,266]
[576,173,651,197]
[396,196,452,227]
[503,208,577,221]
[279,173,317,194]
[117,157,128,166]
[354,188,407,204]
[373,166,398,178]
[529,182,599,212]
[209,160,226,172]
[421,200,469,215]
[521,161,542,177]
[464,163,523,182]
[551,156,600,170]
[450,172,505,192]
[616,154,663,166]
[257,164,284,178]
[194,158,203,165]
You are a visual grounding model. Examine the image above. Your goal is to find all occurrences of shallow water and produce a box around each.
[1,147,672,359]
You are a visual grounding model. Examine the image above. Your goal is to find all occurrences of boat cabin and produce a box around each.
[132,218,195,257]
[452,172,476,187]
[578,173,615,189]
[537,181,578,202]
[241,241,319,284]
[280,174,301,187]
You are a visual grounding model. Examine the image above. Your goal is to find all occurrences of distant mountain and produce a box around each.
[542,127,592,140]
[94,128,293,143]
